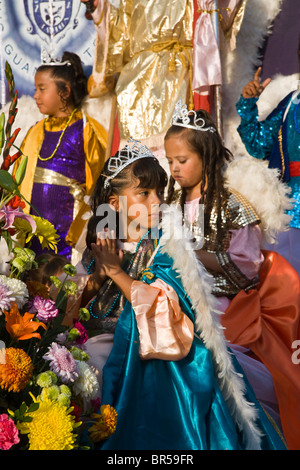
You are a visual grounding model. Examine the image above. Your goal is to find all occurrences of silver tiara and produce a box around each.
[41,47,71,66]
[172,99,216,133]
[104,138,156,189]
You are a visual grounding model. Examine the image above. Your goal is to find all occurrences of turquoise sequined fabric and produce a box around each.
[236,95,300,229]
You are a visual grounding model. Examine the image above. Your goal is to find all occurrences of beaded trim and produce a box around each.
[89,291,120,319]
[87,258,95,275]
[88,230,152,319]
[38,108,78,162]
[278,126,286,181]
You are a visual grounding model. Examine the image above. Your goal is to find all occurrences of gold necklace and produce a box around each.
[38,108,78,162]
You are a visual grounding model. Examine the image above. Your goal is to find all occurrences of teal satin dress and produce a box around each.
[95,248,286,450]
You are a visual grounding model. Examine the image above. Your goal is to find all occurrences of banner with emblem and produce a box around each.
[0,0,97,104]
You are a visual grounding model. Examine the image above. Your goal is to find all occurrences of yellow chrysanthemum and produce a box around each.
[13,216,60,253]
[18,395,80,450]
[89,405,117,442]
[0,347,33,393]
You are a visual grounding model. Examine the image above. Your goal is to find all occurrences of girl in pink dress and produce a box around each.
[164,102,300,449]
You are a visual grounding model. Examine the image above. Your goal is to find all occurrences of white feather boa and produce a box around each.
[224,156,293,243]
[158,205,263,450]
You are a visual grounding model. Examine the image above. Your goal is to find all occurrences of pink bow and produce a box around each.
[193,0,241,95]
[193,1,222,95]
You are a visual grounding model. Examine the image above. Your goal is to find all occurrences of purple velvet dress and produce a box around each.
[30,118,86,259]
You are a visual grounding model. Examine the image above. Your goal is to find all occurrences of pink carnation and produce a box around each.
[29,296,59,322]
[0,414,20,450]
[73,320,88,345]
[43,342,79,383]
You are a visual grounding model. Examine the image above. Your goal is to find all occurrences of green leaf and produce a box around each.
[19,402,27,417]
[21,416,33,423]
[1,230,13,253]
[0,170,17,192]
[14,155,28,186]
[28,402,39,413]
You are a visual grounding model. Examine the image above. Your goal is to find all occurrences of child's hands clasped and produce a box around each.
[91,230,124,279]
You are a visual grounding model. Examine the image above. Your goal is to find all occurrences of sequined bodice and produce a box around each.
[37,115,85,183]
[178,189,260,298]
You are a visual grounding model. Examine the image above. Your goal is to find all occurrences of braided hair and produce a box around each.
[37,51,88,111]
[86,150,168,248]
[165,109,233,247]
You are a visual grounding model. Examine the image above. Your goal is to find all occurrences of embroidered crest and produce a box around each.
[24,0,80,44]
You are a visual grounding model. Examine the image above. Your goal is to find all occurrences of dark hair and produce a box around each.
[25,253,68,286]
[86,151,168,248]
[37,51,88,110]
[165,109,233,246]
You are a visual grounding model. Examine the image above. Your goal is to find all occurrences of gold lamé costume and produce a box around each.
[89,0,194,144]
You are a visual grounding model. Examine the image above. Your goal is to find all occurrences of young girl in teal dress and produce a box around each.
[76,138,286,450]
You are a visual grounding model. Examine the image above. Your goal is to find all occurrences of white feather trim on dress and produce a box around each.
[157,205,263,450]
[224,156,293,243]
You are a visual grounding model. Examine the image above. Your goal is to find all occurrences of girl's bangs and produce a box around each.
[131,157,168,189]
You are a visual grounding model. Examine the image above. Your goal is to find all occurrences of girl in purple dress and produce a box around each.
[18,51,107,262]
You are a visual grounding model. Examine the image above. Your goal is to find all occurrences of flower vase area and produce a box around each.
[0,62,116,451]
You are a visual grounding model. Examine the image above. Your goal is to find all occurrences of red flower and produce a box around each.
[70,400,82,422]
[91,397,101,413]
[7,195,25,210]
[72,319,88,345]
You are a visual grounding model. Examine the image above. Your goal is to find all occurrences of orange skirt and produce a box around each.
[222,250,300,450]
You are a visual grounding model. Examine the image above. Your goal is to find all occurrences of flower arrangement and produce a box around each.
[0,259,117,450]
[0,63,117,450]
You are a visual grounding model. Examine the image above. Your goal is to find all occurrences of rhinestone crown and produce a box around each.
[104,138,156,188]
[172,99,216,132]
[40,47,71,66]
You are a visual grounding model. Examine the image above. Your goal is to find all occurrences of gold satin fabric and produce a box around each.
[221,0,248,50]
[90,0,194,140]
